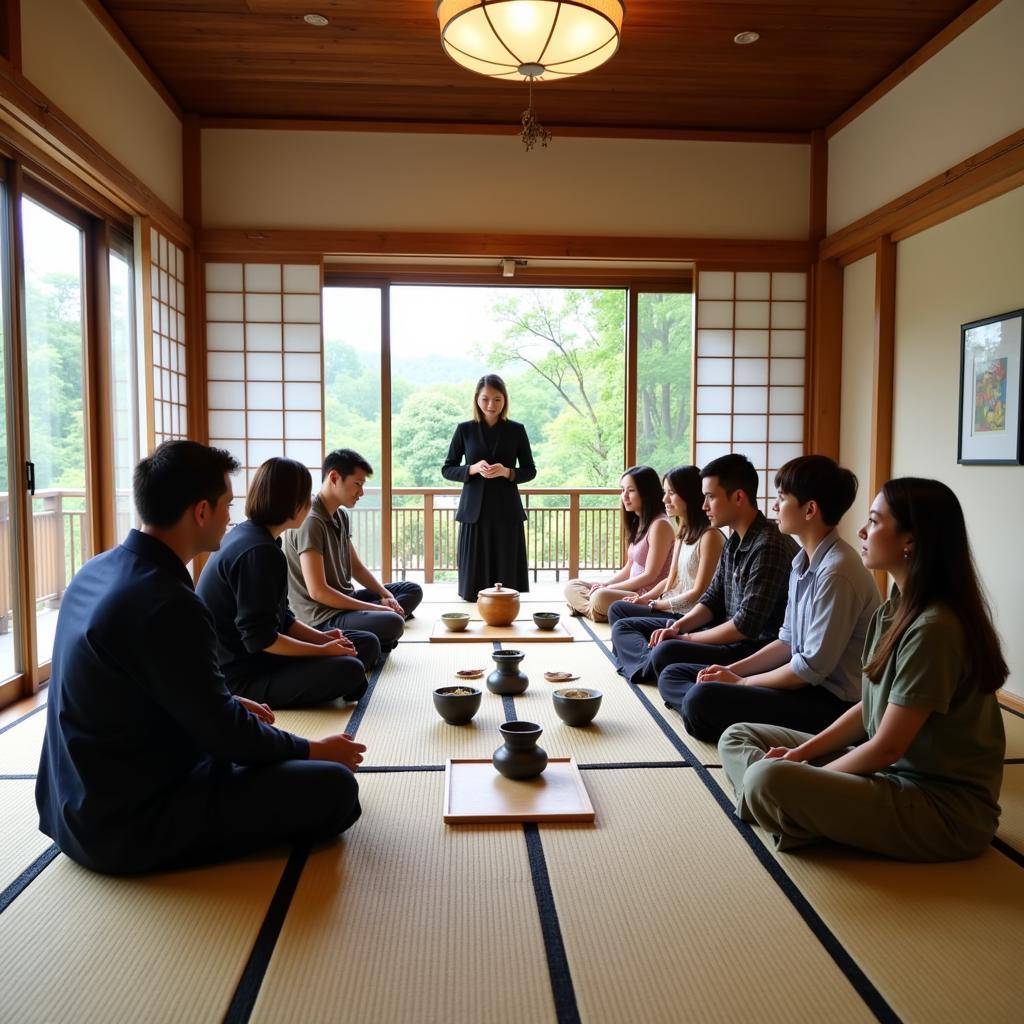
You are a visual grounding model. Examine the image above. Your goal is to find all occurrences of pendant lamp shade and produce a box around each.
[437,1,624,81]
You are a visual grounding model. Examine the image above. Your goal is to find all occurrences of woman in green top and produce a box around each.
[719,477,1007,861]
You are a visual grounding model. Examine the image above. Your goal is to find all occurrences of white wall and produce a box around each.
[21,0,183,215]
[828,0,1024,234]
[837,254,876,550]
[890,185,1024,695]
[202,130,809,238]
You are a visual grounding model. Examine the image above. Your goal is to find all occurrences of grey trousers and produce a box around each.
[718,723,993,862]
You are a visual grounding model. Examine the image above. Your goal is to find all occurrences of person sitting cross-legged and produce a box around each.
[196,456,372,708]
[718,477,1006,861]
[36,441,365,876]
[668,455,880,742]
[284,448,422,667]
[612,453,797,689]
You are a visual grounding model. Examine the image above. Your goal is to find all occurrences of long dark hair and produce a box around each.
[620,465,665,546]
[864,478,1007,693]
[472,374,509,422]
[664,464,710,545]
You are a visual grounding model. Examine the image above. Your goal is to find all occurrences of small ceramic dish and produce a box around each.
[441,612,471,633]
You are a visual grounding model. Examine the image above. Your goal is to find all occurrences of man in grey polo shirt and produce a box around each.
[284,449,422,668]
[666,455,880,742]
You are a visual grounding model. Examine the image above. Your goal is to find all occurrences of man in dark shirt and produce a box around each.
[36,441,365,875]
[611,454,797,693]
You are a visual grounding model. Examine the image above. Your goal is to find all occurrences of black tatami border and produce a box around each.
[577,617,901,1024]
[0,844,59,916]
[524,823,582,1024]
[222,842,312,1024]
[0,702,46,737]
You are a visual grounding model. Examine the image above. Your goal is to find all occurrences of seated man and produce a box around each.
[611,453,797,688]
[36,441,365,876]
[668,455,880,742]
[285,448,422,665]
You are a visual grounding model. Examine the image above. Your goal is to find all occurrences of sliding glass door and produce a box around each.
[21,195,90,667]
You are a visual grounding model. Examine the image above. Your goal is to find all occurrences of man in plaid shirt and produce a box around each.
[611,455,797,695]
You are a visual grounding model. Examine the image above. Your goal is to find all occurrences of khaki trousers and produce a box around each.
[718,723,992,862]
[563,580,637,622]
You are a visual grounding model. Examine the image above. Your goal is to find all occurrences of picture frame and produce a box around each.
[958,308,1024,465]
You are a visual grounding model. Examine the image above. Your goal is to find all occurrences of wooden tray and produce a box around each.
[430,620,574,643]
[443,757,595,824]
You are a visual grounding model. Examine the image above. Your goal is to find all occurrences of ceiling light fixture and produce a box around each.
[733,31,760,45]
[303,13,329,27]
[437,1,625,150]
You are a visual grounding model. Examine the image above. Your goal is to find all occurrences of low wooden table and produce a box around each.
[443,758,595,823]
[429,619,574,643]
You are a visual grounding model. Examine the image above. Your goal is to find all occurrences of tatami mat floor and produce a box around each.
[1,582,1022,1023]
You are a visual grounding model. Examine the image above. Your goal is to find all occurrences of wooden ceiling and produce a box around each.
[97,1,979,135]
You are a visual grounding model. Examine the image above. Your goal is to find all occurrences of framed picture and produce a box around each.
[958,308,1024,465]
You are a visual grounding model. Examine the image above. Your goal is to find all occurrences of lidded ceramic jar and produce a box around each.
[477,582,520,626]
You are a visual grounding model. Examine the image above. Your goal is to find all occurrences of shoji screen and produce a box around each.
[205,262,323,520]
[150,228,188,444]
[694,270,807,515]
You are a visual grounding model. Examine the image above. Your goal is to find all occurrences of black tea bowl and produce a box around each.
[432,685,482,725]
[532,611,561,631]
[552,687,602,727]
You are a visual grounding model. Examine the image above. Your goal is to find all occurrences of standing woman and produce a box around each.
[563,466,676,622]
[197,457,371,708]
[719,478,1007,861]
[442,374,536,601]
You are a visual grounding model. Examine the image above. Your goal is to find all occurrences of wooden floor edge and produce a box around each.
[998,688,1024,716]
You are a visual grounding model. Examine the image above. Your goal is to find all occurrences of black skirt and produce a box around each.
[457,516,529,601]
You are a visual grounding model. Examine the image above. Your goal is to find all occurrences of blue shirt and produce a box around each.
[36,530,308,873]
[778,530,880,702]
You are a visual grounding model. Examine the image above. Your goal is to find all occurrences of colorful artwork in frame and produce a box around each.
[958,309,1024,464]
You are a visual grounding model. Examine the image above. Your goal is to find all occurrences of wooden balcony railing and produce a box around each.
[353,487,625,581]
[0,489,89,631]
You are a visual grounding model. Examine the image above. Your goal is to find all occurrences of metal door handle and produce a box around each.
[25,460,35,496]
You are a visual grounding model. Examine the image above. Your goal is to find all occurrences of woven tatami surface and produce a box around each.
[250,772,556,1024]
[710,768,1024,1024]
[1,585,1022,1023]
[0,851,287,1024]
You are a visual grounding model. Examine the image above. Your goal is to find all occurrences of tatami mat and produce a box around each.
[355,643,515,765]
[272,702,354,740]
[540,768,875,1024]
[996,763,1024,854]
[251,772,556,1024]
[0,851,288,1024]
[488,643,683,765]
[1001,708,1024,758]
[625,681,723,765]
[357,641,681,766]
[709,768,1024,1024]
[0,711,46,775]
[0,781,52,893]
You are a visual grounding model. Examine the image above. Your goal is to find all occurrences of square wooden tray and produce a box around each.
[443,757,595,824]
[429,620,574,643]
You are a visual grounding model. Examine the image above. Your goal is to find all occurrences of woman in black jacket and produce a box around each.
[442,374,537,600]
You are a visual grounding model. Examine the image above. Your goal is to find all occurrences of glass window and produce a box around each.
[109,244,138,542]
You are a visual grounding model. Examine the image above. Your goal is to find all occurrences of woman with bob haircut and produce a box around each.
[564,465,676,622]
[606,464,724,624]
[719,477,1007,861]
[442,373,537,601]
[197,456,371,708]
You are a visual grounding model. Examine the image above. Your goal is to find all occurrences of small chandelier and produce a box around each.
[437,1,624,82]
